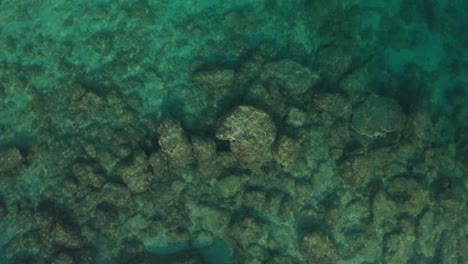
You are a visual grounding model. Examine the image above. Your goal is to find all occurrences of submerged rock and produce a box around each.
[351,94,406,138]
[51,222,84,249]
[118,151,153,193]
[0,147,23,172]
[216,105,276,166]
[157,118,194,168]
[262,59,319,96]
[192,68,235,89]
[299,233,339,263]
[273,136,301,168]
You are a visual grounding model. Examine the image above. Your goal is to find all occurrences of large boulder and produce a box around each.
[216,106,276,166]
[351,94,406,138]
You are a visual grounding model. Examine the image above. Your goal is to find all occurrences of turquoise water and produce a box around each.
[0,0,466,263]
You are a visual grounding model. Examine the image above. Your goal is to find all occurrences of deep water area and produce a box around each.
[0,0,467,263]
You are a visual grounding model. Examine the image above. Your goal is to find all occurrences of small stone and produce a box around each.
[101,183,132,208]
[216,152,238,170]
[70,85,105,123]
[315,46,353,81]
[339,67,370,103]
[92,203,120,231]
[216,174,248,199]
[338,154,371,187]
[0,147,23,172]
[192,231,214,248]
[268,225,299,257]
[386,177,429,216]
[123,214,149,237]
[300,233,339,264]
[243,191,266,208]
[50,252,75,264]
[383,232,414,264]
[148,151,170,182]
[191,136,216,162]
[430,177,466,210]
[187,202,230,236]
[82,143,97,158]
[96,150,120,175]
[171,180,186,195]
[118,151,153,193]
[273,136,301,167]
[286,107,307,128]
[73,163,106,188]
[158,118,194,168]
[314,93,352,118]
[416,210,438,258]
[51,222,83,249]
[406,109,434,141]
[3,232,42,256]
[372,192,399,228]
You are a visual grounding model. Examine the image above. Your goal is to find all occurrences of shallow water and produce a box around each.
[0,1,466,263]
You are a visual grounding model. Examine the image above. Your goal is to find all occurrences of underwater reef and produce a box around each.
[0,0,466,263]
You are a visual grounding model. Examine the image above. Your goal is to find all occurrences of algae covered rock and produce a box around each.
[383,230,415,264]
[51,222,84,249]
[187,202,230,236]
[262,59,319,95]
[101,183,132,208]
[386,177,429,216]
[50,252,75,264]
[73,163,106,188]
[286,107,308,128]
[118,151,154,193]
[273,136,301,168]
[148,151,170,182]
[192,68,235,89]
[0,147,23,172]
[216,105,276,166]
[157,118,194,168]
[314,45,354,82]
[338,154,371,187]
[216,174,249,199]
[351,94,406,138]
[372,192,399,228]
[191,136,216,163]
[313,93,352,119]
[299,233,339,264]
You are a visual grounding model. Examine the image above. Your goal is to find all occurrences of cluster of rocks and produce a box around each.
[0,53,465,263]
[0,2,466,263]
